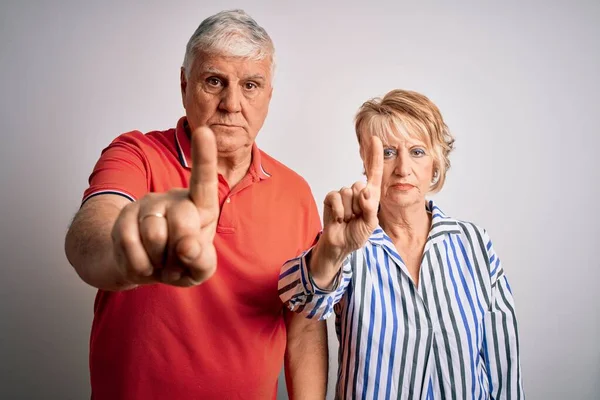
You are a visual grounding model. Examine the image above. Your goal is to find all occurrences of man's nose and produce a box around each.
[218,85,242,113]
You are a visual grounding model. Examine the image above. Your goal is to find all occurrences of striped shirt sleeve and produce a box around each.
[482,231,525,399]
[278,247,353,320]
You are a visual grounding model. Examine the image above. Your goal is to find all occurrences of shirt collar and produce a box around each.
[368,199,460,246]
[174,117,271,180]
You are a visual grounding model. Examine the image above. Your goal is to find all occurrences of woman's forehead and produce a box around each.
[368,128,430,149]
[358,113,433,149]
[377,130,427,146]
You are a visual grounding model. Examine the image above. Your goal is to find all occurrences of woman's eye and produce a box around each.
[383,148,397,159]
[411,148,426,157]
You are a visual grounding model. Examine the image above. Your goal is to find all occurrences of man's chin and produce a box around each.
[215,136,252,155]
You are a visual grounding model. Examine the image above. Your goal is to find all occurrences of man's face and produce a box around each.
[181,51,273,155]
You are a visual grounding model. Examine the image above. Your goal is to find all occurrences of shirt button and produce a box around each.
[226,197,231,203]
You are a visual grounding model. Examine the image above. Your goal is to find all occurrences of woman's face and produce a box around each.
[372,132,436,211]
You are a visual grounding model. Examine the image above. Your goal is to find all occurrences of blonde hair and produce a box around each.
[354,89,455,193]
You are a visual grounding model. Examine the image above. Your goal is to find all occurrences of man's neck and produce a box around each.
[217,148,253,189]
[184,121,252,189]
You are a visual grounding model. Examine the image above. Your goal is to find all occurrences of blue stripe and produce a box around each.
[361,246,377,400]
[478,369,486,400]
[445,240,477,398]
[428,377,434,399]
[383,253,399,400]
[381,237,404,262]
[372,246,387,398]
[457,237,486,317]
[482,334,494,394]
[490,258,500,278]
[456,235,487,399]
[279,264,299,279]
[307,296,325,319]
[326,296,334,316]
[298,256,311,291]
[343,260,356,398]
[504,275,513,294]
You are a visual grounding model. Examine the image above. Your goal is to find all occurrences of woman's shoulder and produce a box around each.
[453,218,490,242]
[428,200,492,249]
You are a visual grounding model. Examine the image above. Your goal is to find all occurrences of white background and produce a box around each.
[1,0,598,398]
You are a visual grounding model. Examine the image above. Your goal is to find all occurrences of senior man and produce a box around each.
[65,9,327,400]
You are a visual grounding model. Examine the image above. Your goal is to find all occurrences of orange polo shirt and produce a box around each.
[82,117,321,400]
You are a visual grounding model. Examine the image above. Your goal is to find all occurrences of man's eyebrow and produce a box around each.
[200,68,266,82]
[203,67,224,75]
[244,74,266,81]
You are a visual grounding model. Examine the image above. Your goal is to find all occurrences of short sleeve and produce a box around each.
[82,132,150,204]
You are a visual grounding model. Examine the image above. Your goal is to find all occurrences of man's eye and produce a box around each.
[206,77,222,87]
[383,148,397,159]
[244,82,258,90]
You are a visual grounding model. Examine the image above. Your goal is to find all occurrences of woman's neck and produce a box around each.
[379,201,431,245]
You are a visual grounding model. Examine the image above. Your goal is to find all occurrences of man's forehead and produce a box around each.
[196,55,271,79]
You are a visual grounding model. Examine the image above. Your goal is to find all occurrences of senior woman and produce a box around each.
[279,89,523,399]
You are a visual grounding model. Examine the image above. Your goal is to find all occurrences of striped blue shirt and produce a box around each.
[279,200,524,399]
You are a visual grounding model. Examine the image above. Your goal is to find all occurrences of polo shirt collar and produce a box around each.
[174,117,271,180]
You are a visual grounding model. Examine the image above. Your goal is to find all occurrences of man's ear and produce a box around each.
[180,68,188,105]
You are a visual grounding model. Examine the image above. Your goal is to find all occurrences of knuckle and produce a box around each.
[139,192,160,205]
[168,188,187,199]
[351,181,364,191]
[324,191,338,205]
[115,229,139,251]
[143,227,168,245]
[341,190,354,201]
[169,215,196,233]
[125,263,145,277]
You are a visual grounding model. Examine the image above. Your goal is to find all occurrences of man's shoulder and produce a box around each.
[259,149,311,189]
[99,127,178,165]
[111,126,175,148]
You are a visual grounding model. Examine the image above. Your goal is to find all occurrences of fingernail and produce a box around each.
[142,267,154,277]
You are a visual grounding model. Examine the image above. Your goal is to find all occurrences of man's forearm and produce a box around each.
[65,197,132,291]
[284,311,328,399]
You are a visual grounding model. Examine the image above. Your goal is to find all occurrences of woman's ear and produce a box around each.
[431,161,440,185]
[431,170,440,185]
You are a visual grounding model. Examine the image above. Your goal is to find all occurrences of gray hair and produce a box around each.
[182,9,275,78]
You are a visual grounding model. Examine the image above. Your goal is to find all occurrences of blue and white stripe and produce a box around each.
[279,200,524,399]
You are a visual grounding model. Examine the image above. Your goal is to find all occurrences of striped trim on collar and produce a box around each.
[174,121,189,168]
